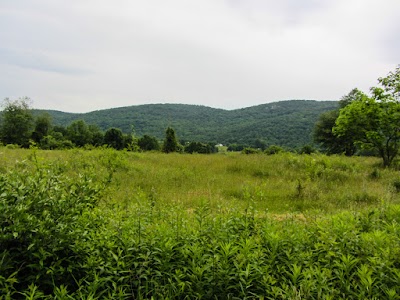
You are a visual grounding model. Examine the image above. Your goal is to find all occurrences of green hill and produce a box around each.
[36,100,338,148]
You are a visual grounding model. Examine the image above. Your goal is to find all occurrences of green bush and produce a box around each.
[264,145,284,155]
[0,160,106,295]
[241,147,261,154]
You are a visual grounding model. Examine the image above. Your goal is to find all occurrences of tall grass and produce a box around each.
[1,148,400,298]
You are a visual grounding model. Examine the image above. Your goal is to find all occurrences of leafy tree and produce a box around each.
[138,135,160,151]
[66,120,92,147]
[313,89,360,155]
[378,65,400,101]
[184,141,216,154]
[123,126,140,151]
[40,135,61,150]
[44,125,74,149]
[162,127,180,153]
[32,113,52,144]
[88,124,104,146]
[52,125,68,137]
[0,97,34,147]
[338,88,362,108]
[104,128,124,150]
[334,66,400,167]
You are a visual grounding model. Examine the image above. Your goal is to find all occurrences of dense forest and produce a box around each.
[34,100,337,148]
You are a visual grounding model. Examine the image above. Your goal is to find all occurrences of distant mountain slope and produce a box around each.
[37,100,338,148]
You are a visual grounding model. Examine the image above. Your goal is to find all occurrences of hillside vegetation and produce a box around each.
[2,148,400,298]
[36,100,337,148]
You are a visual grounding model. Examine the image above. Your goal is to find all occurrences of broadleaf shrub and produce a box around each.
[0,161,105,295]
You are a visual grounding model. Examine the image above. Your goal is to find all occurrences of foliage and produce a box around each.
[104,127,124,150]
[241,147,261,154]
[66,120,93,147]
[32,100,338,149]
[0,154,106,295]
[2,149,400,298]
[227,143,248,151]
[378,65,400,101]
[313,89,360,155]
[31,113,52,144]
[334,67,400,167]
[88,124,104,146]
[162,127,181,153]
[298,144,316,154]
[185,141,217,154]
[264,145,284,155]
[138,134,160,151]
[0,97,34,147]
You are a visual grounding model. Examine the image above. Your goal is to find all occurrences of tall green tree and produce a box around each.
[104,128,124,150]
[0,97,33,147]
[334,66,400,167]
[88,124,104,146]
[32,113,52,144]
[66,120,92,147]
[162,127,180,153]
[313,89,361,155]
[138,135,160,151]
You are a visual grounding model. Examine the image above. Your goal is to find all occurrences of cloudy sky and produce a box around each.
[0,0,399,113]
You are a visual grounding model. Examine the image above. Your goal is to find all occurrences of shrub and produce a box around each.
[5,144,20,149]
[298,144,316,154]
[264,145,284,155]
[241,147,261,154]
[0,161,105,295]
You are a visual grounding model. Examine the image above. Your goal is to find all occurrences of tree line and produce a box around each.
[2,65,399,161]
[0,99,217,154]
[313,65,400,167]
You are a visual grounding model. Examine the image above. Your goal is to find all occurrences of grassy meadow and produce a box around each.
[1,148,400,299]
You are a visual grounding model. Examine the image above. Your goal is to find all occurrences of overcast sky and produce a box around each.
[0,0,399,113]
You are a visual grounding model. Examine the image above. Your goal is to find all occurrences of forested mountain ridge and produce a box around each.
[35,100,338,148]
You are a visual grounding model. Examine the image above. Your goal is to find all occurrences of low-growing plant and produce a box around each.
[2,149,400,298]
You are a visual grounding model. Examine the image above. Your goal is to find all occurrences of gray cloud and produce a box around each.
[0,0,399,113]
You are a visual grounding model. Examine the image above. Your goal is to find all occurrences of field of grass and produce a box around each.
[1,148,400,299]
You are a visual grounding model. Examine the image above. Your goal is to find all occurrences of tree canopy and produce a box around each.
[313,89,360,155]
[104,128,124,150]
[333,66,400,167]
[0,97,33,147]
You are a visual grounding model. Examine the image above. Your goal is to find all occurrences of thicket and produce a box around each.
[1,149,400,298]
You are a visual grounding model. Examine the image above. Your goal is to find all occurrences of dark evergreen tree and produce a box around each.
[162,127,179,153]
[104,128,124,150]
